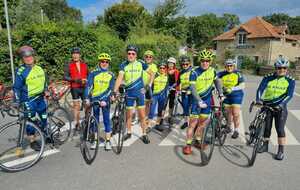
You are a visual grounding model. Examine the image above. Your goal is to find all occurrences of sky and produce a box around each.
[67,0,300,22]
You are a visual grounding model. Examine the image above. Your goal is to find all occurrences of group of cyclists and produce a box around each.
[12,44,295,161]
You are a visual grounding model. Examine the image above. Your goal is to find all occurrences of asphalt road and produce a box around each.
[1,74,300,190]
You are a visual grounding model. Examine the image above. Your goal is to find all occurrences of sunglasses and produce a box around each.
[226,65,234,67]
[100,60,109,63]
[160,67,166,70]
[145,56,153,59]
[277,67,287,70]
[201,60,211,63]
[182,63,189,66]
[127,52,136,56]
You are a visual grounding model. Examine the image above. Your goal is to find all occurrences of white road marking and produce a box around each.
[238,112,247,143]
[3,149,60,168]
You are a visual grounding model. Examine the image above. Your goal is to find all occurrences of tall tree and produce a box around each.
[0,0,21,29]
[222,13,240,31]
[104,0,147,40]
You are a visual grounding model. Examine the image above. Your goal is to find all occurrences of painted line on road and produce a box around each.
[3,149,60,168]
[294,92,300,97]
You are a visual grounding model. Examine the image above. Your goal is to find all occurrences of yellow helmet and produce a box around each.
[199,49,214,61]
[98,53,111,61]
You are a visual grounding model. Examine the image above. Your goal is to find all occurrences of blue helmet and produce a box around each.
[274,56,289,68]
[225,59,236,66]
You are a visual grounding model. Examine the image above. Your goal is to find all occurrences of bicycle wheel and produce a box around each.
[200,119,216,165]
[249,122,265,166]
[216,119,227,146]
[112,103,126,154]
[2,87,18,117]
[80,115,99,165]
[0,120,45,172]
[48,107,72,145]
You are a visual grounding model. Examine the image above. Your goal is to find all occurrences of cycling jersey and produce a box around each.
[179,67,192,90]
[13,64,46,102]
[85,67,115,101]
[256,73,295,107]
[119,60,148,92]
[64,60,88,88]
[143,63,158,86]
[152,73,168,95]
[189,66,217,99]
[218,70,245,106]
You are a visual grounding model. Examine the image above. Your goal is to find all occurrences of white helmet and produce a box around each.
[167,57,176,64]
[225,59,236,66]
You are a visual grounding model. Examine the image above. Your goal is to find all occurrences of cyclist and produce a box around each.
[218,59,245,139]
[84,53,115,150]
[113,45,153,144]
[256,56,295,160]
[178,55,193,130]
[64,47,88,135]
[13,45,48,151]
[148,62,169,132]
[183,49,224,155]
[143,50,157,117]
[167,57,180,123]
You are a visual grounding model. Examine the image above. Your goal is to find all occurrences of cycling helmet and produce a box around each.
[274,56,289,68]
[225,59,236,66]
[18,45,35,58]
[144,50,154,57]
[126,45,138,53]
[199,49,214,61]
[71,47,81,54]
[98,53,111,61]
[167,57,177,64]
[179,55,190,65]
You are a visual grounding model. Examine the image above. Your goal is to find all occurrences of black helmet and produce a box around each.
[71,47,81,54]
[126,45,138,53]
[179,55,190,64]
[18,45,35,58]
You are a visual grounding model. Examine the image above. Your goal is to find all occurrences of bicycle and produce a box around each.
[47,80,71,109]
[79,101,101,165]
[111,85,126,154]
[245,101,276,166]
[168,87,184,125]
[0,100,72,172]
[0,83,18,117]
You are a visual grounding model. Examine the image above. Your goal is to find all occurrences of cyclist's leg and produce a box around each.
[36,98,47,132]
[148,95,158,122]
[168,90,175,117]
[145,89,152,118]
[136,91,146,134]
[224,97,234,132]
[102,103,112,141]
[157,93,167,125]
[125,95,135,134]
[258,108,273,153]
[71,88,82,129]
[181,92,190,128]
[274,107,288,159]
[231,96,243,137]
[24,101,38,138]
[92,104,100,133]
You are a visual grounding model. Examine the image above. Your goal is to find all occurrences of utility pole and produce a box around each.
[41,9,44,24]
[3,0,15,83]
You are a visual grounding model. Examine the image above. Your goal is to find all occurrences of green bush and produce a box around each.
[127,32,180,63]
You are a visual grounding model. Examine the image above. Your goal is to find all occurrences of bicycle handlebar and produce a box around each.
[249,101,278,113]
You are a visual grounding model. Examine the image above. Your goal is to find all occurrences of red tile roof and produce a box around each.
[214,16,297,41]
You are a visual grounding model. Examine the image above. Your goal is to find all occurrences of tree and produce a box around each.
[289,16,300,34]
[222,13,240,31]
[104,0,147,40]
[187,14,226,49]
[263,13,290,26]
[0,0,21,29]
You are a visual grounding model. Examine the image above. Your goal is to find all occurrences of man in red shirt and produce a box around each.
[64,47,88,134]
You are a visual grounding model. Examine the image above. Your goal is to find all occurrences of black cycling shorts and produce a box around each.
[71,88,85,101]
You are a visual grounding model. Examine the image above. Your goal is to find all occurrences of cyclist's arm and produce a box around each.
[256,77,268,102]
[190,84,202,102]
[108,73,116,96]
[213,78,223,96]
[114,72,124,93]
[280,78,295,106]
[13,69,24,102]
[84,73,93,99]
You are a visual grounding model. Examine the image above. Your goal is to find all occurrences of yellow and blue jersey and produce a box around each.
[152,73,168,95]
[256,73,295,106]
[189,66,217,99]
[143,63,158,86]
[13,64,47,102]
[85,67,115,101]
[180,67,192,91]
[119,60,148,91]
[218,70,244,98]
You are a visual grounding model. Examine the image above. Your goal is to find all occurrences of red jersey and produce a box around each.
[64,60,88,88]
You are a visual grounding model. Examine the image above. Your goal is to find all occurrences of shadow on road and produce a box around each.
[218,145,251,168]
[173,145,207,167]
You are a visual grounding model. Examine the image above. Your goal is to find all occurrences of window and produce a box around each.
[238,33,247,45]
[254,56,259,63]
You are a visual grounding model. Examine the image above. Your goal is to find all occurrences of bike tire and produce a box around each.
[249,122,265,166]
[200,119,216,165]
[0,120,45,172]
[80,115,99,165]
[115,103,126,154]
[2,87,18,117]
[216,119,227,146]
[48,107,72,145]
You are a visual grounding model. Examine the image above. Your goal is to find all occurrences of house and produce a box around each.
[213,16,300,67]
